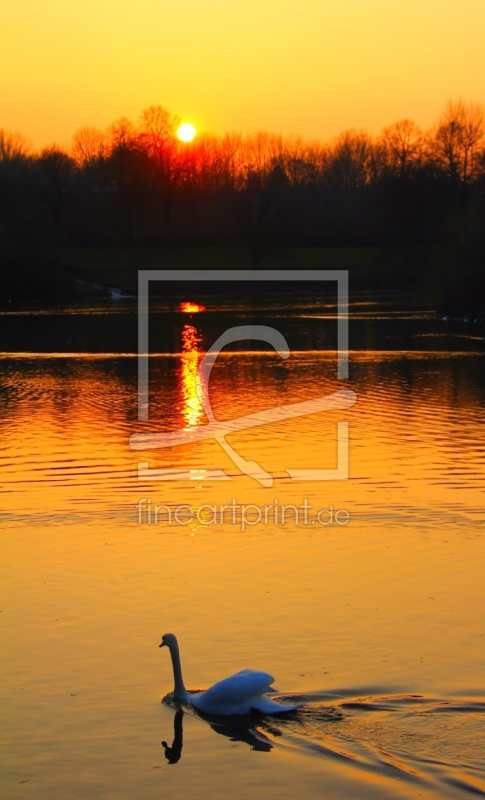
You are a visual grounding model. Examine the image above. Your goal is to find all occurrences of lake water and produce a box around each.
[1,287,484,799]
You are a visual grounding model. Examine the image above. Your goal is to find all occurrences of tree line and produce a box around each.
[1,100,484,291]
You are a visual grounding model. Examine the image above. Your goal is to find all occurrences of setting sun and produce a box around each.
[177,123,196,142]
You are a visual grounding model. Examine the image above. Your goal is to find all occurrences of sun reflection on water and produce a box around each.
[180,302,205,314]
[179,324,204,429]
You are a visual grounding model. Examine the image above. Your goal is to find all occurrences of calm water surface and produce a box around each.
[1,290,484,798]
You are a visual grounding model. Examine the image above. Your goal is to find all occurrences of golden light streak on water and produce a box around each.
[179,324,204,429]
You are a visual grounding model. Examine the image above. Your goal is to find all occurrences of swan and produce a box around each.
[160,633,301,715]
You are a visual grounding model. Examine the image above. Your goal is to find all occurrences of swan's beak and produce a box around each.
[159,642,166,648]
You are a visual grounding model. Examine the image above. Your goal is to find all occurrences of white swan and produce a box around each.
[160,633,301,715]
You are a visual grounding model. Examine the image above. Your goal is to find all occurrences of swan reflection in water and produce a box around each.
[162,710,184,764]
[162,707,274,764]
[161,695,485,797]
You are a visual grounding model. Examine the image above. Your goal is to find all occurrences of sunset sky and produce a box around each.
[2,0,485,147]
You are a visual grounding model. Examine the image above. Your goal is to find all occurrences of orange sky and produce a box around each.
[2,0,485,148]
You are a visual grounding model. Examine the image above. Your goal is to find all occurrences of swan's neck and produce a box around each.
[168,640,189,700]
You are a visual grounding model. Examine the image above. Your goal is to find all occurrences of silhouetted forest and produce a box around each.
[1,100,484,306]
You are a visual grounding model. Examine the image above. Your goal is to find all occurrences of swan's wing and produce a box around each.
[199,669,275,706]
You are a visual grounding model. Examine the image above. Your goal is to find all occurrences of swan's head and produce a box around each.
[159,632,178,649]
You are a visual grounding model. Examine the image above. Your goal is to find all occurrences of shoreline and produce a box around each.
[1,245,483,316]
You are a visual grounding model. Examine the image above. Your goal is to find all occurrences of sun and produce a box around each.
[177,123,196,143]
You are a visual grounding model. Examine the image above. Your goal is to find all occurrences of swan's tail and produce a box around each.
[252,695,301,714]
